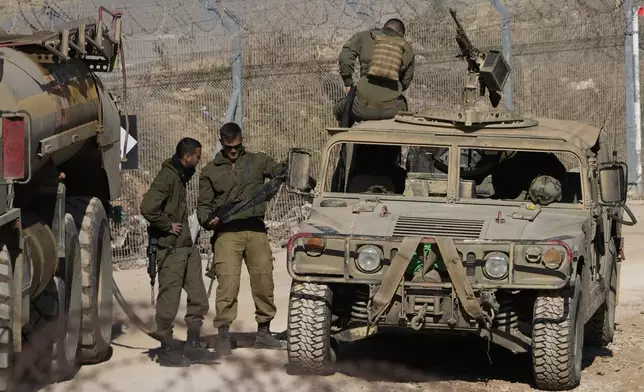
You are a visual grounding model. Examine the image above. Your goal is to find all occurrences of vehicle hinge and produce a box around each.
[588,157,597,172]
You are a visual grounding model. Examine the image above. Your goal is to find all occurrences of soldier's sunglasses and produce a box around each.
[222,143,242,151]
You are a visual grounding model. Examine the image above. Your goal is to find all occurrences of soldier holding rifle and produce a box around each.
[140,137,217,367]
[197,122,286,355]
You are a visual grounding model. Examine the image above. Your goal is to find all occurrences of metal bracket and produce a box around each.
[51,182,67,259]
[38,121,99,157]
[512,203,542,221]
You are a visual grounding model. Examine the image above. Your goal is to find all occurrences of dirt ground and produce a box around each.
[43,202,644,392]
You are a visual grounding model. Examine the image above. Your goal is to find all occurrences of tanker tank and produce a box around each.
[0,46,117,175]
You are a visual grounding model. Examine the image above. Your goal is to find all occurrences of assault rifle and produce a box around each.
[146,226,177,305]
[449,8,504,108]
[146,226,158,305]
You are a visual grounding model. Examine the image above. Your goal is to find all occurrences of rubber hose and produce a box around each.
[111,276,164,342]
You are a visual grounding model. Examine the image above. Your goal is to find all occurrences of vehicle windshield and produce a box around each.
[322,141,584,207]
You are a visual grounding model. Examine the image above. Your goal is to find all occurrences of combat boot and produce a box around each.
[254,322,286,350]
[215,326,232,356]
[158,340,191,367]
[184,330,218,365]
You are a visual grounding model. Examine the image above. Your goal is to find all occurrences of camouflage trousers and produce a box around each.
[211,230,276,328]
[155,245,209,342]
[333,94,408,124]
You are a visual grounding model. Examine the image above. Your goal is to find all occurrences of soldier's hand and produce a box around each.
[170,223,182,235]
[208,217,219,228]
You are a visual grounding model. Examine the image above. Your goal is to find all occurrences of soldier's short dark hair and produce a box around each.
[176,137,202,158]
[384,18,405,36]
[220,122,242,142]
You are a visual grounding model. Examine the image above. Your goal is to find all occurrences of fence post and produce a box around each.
[633,6,643,195]
[623,0,643,196]
[490,0,513,110]
[199,0,243,155]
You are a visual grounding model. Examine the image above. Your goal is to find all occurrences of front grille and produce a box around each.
[392,216,484,239]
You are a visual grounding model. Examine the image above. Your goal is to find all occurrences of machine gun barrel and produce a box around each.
[449,8,481,72]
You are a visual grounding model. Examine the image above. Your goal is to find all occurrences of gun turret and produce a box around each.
[449,9,510,115]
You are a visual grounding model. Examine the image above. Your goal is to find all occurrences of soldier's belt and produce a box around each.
[355,95,402,109]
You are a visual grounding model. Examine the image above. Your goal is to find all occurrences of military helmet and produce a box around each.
[528,175,563,205]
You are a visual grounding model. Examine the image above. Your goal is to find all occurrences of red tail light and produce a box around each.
[2,116,25,180]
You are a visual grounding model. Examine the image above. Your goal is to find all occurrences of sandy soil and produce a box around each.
[33,202,644,392]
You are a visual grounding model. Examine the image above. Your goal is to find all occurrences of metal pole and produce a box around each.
[199,0,243,156]
[490,0,513,109]
[624,0,640,194]
[231,27,243,126]
[632,6,643,195]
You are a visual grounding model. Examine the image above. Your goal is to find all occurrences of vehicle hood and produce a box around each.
[299,198,590,243]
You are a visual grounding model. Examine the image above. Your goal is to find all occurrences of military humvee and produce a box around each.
[281,10,637,391]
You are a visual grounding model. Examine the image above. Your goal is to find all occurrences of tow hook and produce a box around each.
[410,303,428,330]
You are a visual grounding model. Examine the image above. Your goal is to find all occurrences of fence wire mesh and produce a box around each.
[0,0,637,261]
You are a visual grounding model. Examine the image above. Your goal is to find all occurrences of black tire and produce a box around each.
[286,282,335,375]
[0,245,13,392]
[67,197,113,364]
[584,243,617,347]
[532,282,584,391]
[50,213,83,382]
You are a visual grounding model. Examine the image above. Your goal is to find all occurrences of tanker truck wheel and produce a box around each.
[0,245,14,391]
[67,197,114,365]
[50,213,83,382]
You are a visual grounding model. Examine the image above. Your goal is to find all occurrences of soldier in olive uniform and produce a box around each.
[140,137,216,367]
[333,18,415,125]
[197,122,285,355]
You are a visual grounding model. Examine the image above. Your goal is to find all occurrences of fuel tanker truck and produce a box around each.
[0,8,125,389]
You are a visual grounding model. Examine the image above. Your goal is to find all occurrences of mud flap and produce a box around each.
[367,236,422,324]
[434,237,488,324]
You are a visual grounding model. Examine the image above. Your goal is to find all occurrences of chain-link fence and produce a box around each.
[0,0,636,264]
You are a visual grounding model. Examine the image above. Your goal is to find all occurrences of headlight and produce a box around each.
[355,245,383,273]
[542,247,563,269]
[483,251,509,279]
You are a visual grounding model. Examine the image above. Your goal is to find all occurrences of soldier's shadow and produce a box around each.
[143,330,288,363]
[203,330,289,349]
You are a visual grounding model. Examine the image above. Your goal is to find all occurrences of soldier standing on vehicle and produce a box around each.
[333,18,415,125]
[140,137,217,367]
[197,122,286,356]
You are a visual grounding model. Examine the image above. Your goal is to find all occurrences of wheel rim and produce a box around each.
[97,220,113,344]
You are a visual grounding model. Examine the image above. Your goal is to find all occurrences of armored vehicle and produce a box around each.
[281,10,637,391]
[0,8,124,389]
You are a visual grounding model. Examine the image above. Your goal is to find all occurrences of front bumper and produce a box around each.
[286,232,574,290]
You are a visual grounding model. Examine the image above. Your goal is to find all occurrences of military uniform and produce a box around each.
[333,27,416,124]
[140,157,213,366]
[197,147,285,354]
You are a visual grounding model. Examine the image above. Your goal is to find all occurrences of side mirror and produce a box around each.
[598,161,628,206]
[286,148,314,194]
